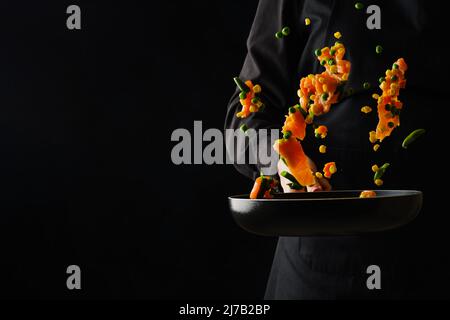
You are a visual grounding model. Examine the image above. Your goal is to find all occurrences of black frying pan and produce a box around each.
[228,190,422,236]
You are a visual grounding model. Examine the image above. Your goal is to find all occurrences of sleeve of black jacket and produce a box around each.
[224,0,307,181]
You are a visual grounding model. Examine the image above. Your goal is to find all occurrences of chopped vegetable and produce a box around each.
[375,179,384,187]
[374,58,408,141]
[298,42,351,116]
[374,163,390,182]
[282,27,291,36]
[369,131,378,144]
[373,144,380,152]
[319,145,327,154]
[402,129,426,149]
[250,176,278,199]
[273,137,316,186]
[314,125,328,139]
[323,162,337,179]
[371,165,379,173]
[355,2,364,10]
[252,84,262,93]
[334,31,342,39]
[276,27,291,39]
[315,172,323,179]
[361,106,372,114]
[234,78,265,118]
[283,131,292,139]
[360,190,377,198]
[305,18,311,26]
[282,106,307,140]
[234,77,250,93]
[240,124,248,133]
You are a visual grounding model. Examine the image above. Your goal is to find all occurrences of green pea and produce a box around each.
[355,2,364,10]
[379,77,385,84]
[275,31,283,39]
[240,124,248,133]
[328,59,335,66]
[376,45,383,54]
[321,60,327,66]
[322,93,329,101]
[234,77,250,93]
[283,131,292,139]
[256,177,271,199]
[388,122,395,128]
[391,75,398,82]
[289,107,296,114]
[239,92,247,99]
[363,82,371,89]
[282,27,291,36]
[393,63,399,69]
[330,49,336,56]
[251,97,259,104]
[315,49,322,57]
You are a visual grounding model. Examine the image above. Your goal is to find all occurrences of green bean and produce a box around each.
[374,163,390,181]
[287,183,303,190]
[281,171,302,188]
[234,77,250,93]
[402,129,426,149]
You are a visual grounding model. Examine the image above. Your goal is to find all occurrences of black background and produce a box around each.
[0,1,279,299]
[1,1,449,300]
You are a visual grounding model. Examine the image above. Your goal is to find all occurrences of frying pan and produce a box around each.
[228,190,422,236]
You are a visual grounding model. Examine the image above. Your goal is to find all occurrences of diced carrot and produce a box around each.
[249,177,263,199]
[282,110,306,140]
[273,138,316,187]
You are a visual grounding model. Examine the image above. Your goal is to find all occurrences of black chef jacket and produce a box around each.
[225,0,448,299]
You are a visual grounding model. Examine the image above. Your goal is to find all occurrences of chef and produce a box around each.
[225,0,447,299]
